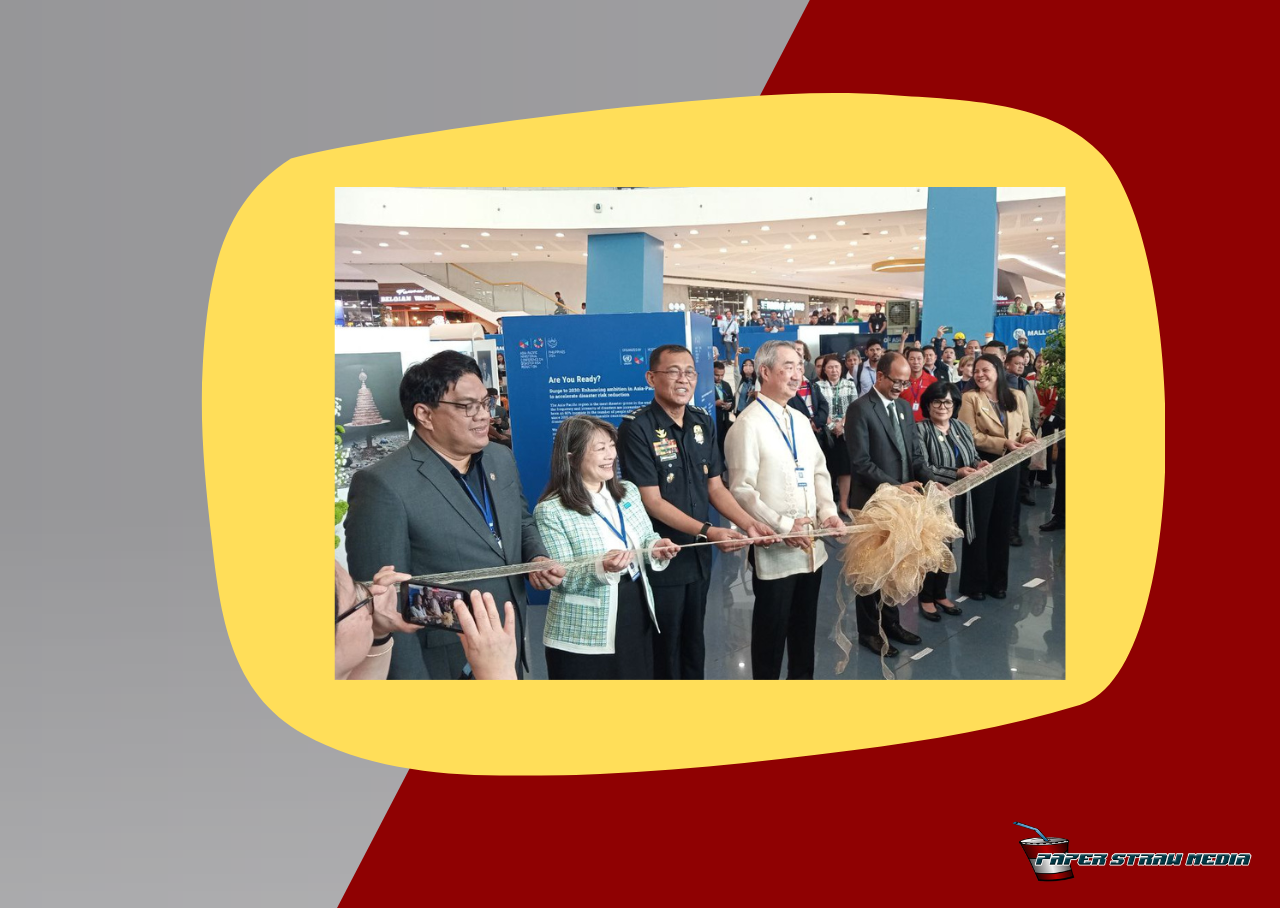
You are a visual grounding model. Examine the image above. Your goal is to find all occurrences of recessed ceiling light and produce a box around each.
[1051,244,1059,249]
[918,235,926,240]
[847,252,854,257]
[1047,237,1055,241]
[751,270,757,274]
[836,220,846,226]
[998,230,1002,235]
[719,247,728,253]
[912,246,919,251]
[786,258,794,263]
[740,239,749,244]
[888,255,895,260]
[828,260,836,265]
[1033,217,1043,222]
[673,243,682,249]
[849,241,857,246]
[460,244,470,249]
[555,232,565,238]
[434,251,442,256]
[761,225,770,231]
[398,230,409,236]
[690,229,699,235]
[511,252,518,256]
[480,232,490,237]
[351,250,362,254]
[880,230,889,235]
[582,253,588,257]
[808,234,817,240]
[784,244,792,250]
[378,242,389,247]
[1059,251,1065,255]
[535,245,543,250]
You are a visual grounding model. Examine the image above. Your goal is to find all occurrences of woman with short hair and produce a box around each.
[735,358,758,414]
[915,382,989,619]
[535,415,679,679]
[814,354,858,520]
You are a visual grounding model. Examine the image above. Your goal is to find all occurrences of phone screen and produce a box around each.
[398,582,467,632]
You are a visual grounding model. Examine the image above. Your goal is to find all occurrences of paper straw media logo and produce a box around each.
[1012,821,1252,880]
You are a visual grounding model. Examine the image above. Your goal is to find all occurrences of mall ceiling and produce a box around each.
[335,194,1065,300]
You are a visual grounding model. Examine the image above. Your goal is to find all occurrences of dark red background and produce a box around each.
[343,3,1265,901]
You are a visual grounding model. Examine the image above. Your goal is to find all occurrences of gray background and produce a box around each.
[7,2,805,904]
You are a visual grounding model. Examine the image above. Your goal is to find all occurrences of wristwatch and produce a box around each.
[695,522,712,542]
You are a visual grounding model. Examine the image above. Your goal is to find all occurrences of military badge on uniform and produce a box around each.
[655,428,667,439]
[693,424,705,445]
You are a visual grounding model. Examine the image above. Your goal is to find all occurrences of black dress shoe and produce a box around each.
[885,624,921,646]
[1009,533,1023,547]
[1039,518,1064,532]
[990,590,1007,599]
[1019,494,1036,506]
[918,602,941,622]
[858,634,899,658]
[936,600,963,616]
[968,592,987,601]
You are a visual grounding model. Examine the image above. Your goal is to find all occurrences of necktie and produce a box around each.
[888,402,909,479]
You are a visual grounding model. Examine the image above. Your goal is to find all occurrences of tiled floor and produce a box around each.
[525,488,1064,680]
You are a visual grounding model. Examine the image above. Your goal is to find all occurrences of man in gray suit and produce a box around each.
[345,350,565,679]
[845,352,937,658]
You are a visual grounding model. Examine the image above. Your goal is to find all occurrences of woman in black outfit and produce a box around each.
[914,382,989,620]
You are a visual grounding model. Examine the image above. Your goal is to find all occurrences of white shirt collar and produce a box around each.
[872,386,896,409]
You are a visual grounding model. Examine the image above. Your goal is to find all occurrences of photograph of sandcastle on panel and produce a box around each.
[336,353,409,488]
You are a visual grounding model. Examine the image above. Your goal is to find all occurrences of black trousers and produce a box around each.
[650,576,711,680]
[959,466,1018,595]
[750,565,823,679]
[544,577,654,680]
[855,593,900,638]
[920,568,951,603]
[1051,439,1065,518]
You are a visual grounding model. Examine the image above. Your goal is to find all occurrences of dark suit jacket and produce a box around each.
[844,391,934,510]
[787,384,829,430]
[344,433,547,679]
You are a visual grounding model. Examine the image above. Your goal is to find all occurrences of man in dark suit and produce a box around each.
[344,351,565,679]
[845,352,936,657]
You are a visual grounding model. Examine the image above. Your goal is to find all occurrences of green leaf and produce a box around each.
[335,500,349,526]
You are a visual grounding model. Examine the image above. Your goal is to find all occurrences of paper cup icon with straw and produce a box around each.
[1015,822,1072,881]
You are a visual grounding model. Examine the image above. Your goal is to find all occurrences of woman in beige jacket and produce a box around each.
[956,355,1036,600]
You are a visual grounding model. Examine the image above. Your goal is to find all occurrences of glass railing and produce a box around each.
[403,263,563,316]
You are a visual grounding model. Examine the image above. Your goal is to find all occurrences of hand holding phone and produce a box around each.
[398,581,469,632]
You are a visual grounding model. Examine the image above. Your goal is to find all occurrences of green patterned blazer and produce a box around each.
[534,480,670,654]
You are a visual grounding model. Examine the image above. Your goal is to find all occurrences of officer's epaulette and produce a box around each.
[689,405,710,415]
[622,406,648,420]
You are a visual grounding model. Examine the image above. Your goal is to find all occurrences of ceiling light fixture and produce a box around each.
[740,239,748,244]
[808,234,817,240]
[849,241,857,246]
[847,252,854,257]
[870,257,925,273]
[918,235,926,240]
[582,253,588,257]
[460,244,470,249]
[719,247,728,253]
[761,225,770,231]
[828,260,836,265]
[1051,244,1059,249]
[398,230,409,236]
[434,251,442,256]
[912,246,919,251]
[1033,217,1043,222]
[784,244,792,250]
[690,229,699,235]
[555,232,564,238]
[378,242,389,247]
[836,220,846,226]
[786,258,794,263]
[511,252,518,256]
[351,250,362,254]
[480,232,490,237]
[880,230,889,235]
[673,243,682,249]
[535,245,543,249]
[1047,237,1055,241]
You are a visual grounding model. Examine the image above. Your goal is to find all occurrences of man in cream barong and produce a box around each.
[724,340,847,680]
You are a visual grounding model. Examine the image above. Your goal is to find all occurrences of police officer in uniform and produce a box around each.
[619,344,776,679]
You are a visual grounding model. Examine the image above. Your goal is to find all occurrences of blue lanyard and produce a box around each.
[756,398,798,464]
[458,468,498,539]
[948,437,962,465]
[592,501,628,547]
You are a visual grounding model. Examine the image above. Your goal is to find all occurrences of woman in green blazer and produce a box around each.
[535,415,679,679]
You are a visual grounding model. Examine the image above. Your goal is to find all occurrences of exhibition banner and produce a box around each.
[992,314,1062,352]
[505,313,709,601]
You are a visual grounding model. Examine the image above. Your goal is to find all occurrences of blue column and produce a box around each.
[922,188,998,342]
[585,232,664,314]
